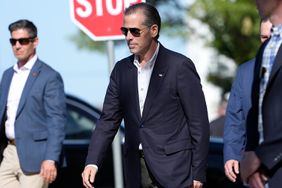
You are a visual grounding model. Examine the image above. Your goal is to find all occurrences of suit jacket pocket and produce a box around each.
[33,131,48,141]
[164,139,193,155]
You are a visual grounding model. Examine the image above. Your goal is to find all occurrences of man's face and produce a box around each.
[260,20,272,43]
[121,11,155,56]
[10,29,38,63]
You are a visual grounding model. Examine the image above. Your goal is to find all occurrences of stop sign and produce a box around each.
[70,0,145,41]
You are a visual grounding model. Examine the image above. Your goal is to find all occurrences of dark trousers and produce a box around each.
[140,150,162,188]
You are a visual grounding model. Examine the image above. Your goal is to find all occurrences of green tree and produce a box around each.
[188,0,260,95]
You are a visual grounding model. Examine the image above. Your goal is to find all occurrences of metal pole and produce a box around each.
[107,40,124,188]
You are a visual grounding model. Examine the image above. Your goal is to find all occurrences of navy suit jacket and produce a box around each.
[223,59,255,163]
[0,59,66,174]
[85,44,210,187]
[246,39,282,186]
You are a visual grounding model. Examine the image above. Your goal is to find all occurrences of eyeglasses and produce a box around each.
[120,27,148,37]
[9,37,35,46]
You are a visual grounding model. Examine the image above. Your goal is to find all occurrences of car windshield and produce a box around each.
[65,95,100,140]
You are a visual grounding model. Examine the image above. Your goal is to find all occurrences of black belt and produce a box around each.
[8,139,16,145]
[139,150,144,158]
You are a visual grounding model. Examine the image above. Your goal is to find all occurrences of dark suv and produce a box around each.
[205,137,245,187]
[50,95,117,188]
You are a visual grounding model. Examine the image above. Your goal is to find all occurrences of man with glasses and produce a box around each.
[82,2,209,188]
[0,19,66,188]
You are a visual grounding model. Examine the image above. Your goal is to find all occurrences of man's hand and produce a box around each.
[40,160,57,183]
[82,166,98,188]
[240,151,261,183]
[189,180,203,188]
[247,171,268,188]
[224,159,239,182]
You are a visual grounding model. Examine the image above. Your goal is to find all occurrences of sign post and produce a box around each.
[70,1,145,188]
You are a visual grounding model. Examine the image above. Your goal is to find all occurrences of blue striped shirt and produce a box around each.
[258,24,282,143]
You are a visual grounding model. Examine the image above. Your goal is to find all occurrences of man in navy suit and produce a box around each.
[240,0,282,187]
[223,18,272,183]
[0,19,66,188]
[82,2,209,188]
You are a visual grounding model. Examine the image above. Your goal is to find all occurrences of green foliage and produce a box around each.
[189,0,260,93]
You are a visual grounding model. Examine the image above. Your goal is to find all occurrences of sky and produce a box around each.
[0,1,188,109]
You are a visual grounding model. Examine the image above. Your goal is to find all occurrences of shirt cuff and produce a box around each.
[45,160,55,164]
[86,164,98,172]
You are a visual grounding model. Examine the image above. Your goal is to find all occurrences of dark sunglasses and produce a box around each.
[9,37,35,46]
[120,27,148,37]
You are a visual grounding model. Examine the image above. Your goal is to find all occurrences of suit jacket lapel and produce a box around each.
[16,60,41,117]
[267,44,282,88]
[1,68,14,107]
[126,55,142,121]
[246,40,268,150]
[141,45,168,122]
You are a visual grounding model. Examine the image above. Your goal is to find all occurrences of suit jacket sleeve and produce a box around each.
[177,59,209,182]
[223,65,246,163]
[86,63,123,167]
[43,71,66,161]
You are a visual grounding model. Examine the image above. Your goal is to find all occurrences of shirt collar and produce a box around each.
[271,24,282,38]
[134,42,160,69]
[13,55,38,72]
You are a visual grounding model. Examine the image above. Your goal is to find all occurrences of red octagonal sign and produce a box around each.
[70,0,145,41]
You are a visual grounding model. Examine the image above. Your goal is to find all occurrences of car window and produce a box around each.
[65,97,100,140]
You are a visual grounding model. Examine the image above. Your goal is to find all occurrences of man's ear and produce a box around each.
[33,37,39,48]
[150,24,158,38]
